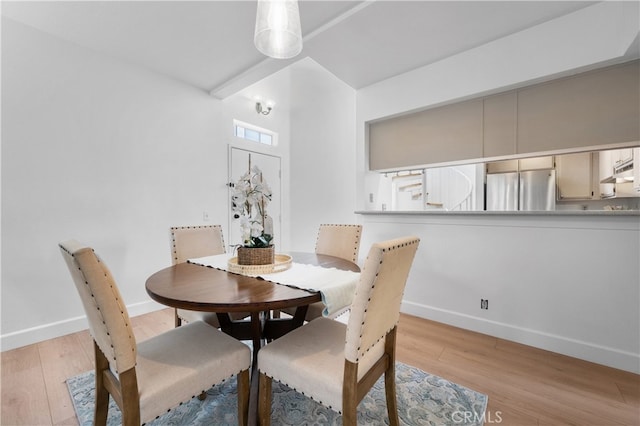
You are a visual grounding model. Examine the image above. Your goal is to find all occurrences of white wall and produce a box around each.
[359,213,640,373]
[0,18,293,349]
[288,58,357,252]
[354,2,640,372]
[0,18,357,350]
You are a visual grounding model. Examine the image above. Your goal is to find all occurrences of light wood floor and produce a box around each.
[2,309,638,425]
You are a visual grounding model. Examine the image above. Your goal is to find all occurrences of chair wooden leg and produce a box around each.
[237,369,250,426]
[174,308,182,327]
[119,368,141,426]
[258,373,272,426]
[385,326,400,426]
[384,362,399,426]
[93,342,110,426]
[342,360,358,426]
[342,402,358,426]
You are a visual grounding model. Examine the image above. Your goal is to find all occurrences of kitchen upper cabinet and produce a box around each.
[483,92,517,158]
[556,152,594,200]
[486,156,553,174]
[519,156,554,171]
[369,99,483,170]
[368,60,638,170]
[517,61,639,154]
[486,159,518,174]
[611,149,633,169]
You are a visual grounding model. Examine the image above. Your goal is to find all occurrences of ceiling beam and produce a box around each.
[208,0,375,99]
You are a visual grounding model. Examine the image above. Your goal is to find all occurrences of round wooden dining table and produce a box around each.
[146,251,359,425]
[145,252,360,362]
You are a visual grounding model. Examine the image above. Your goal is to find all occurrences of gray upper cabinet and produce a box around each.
[519,156,554,171]
[517,61,639,154]
[483,91,517,158]
[369,99,483,170]
[368,60,639,170]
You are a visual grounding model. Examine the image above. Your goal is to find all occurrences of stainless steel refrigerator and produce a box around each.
[486,170,556,211]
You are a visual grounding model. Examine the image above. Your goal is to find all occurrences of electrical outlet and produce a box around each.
[481,299,489,310]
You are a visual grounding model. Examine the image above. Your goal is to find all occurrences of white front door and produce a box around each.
[228,147,281,250]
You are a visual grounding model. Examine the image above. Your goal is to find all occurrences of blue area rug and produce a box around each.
[67,362,487,425]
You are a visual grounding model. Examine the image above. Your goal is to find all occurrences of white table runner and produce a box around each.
[188,253,359,317]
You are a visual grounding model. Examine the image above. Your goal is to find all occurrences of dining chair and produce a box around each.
[59,240,251,426]
[315,223,362,263]
[257,236,420,426]
[170,225,249,327]
[282,224,362,321]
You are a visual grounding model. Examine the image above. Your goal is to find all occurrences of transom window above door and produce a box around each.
[234,119,276,146]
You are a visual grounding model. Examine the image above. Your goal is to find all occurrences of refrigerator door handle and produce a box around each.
[518,174,523,211]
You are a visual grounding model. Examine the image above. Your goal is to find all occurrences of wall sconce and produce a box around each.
[256,101,273,115]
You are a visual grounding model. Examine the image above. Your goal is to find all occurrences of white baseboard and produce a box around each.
[401,301,640,374]
[1,300,166,352]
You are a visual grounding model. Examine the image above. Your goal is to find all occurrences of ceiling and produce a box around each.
[2,1,597,99]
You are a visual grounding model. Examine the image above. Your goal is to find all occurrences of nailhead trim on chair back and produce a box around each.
[345,236,420,363]
[315,224,362,263]
[170,225,226,265]
[59,240,137,374]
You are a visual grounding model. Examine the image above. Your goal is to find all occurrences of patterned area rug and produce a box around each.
[67,362,487,425]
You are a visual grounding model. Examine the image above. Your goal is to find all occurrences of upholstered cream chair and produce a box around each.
[170,225,249,327]
[258,236,419,426]
[315,224,362,263]
[59,240,251,426]
[283,224,362,321]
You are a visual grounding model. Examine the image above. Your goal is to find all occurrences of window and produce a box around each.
[234,120,276,146]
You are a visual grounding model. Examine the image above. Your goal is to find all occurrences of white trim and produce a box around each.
[0,300,165,352]
[401,300,640,374]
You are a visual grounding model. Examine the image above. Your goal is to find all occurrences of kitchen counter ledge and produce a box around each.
[356,210,640,216]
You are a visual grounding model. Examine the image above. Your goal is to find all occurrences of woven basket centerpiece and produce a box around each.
[237,245,275,265]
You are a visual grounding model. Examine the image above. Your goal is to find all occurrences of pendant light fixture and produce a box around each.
[254,0,303,59]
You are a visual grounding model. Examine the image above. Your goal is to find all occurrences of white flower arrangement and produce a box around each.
[231,165,273,248]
